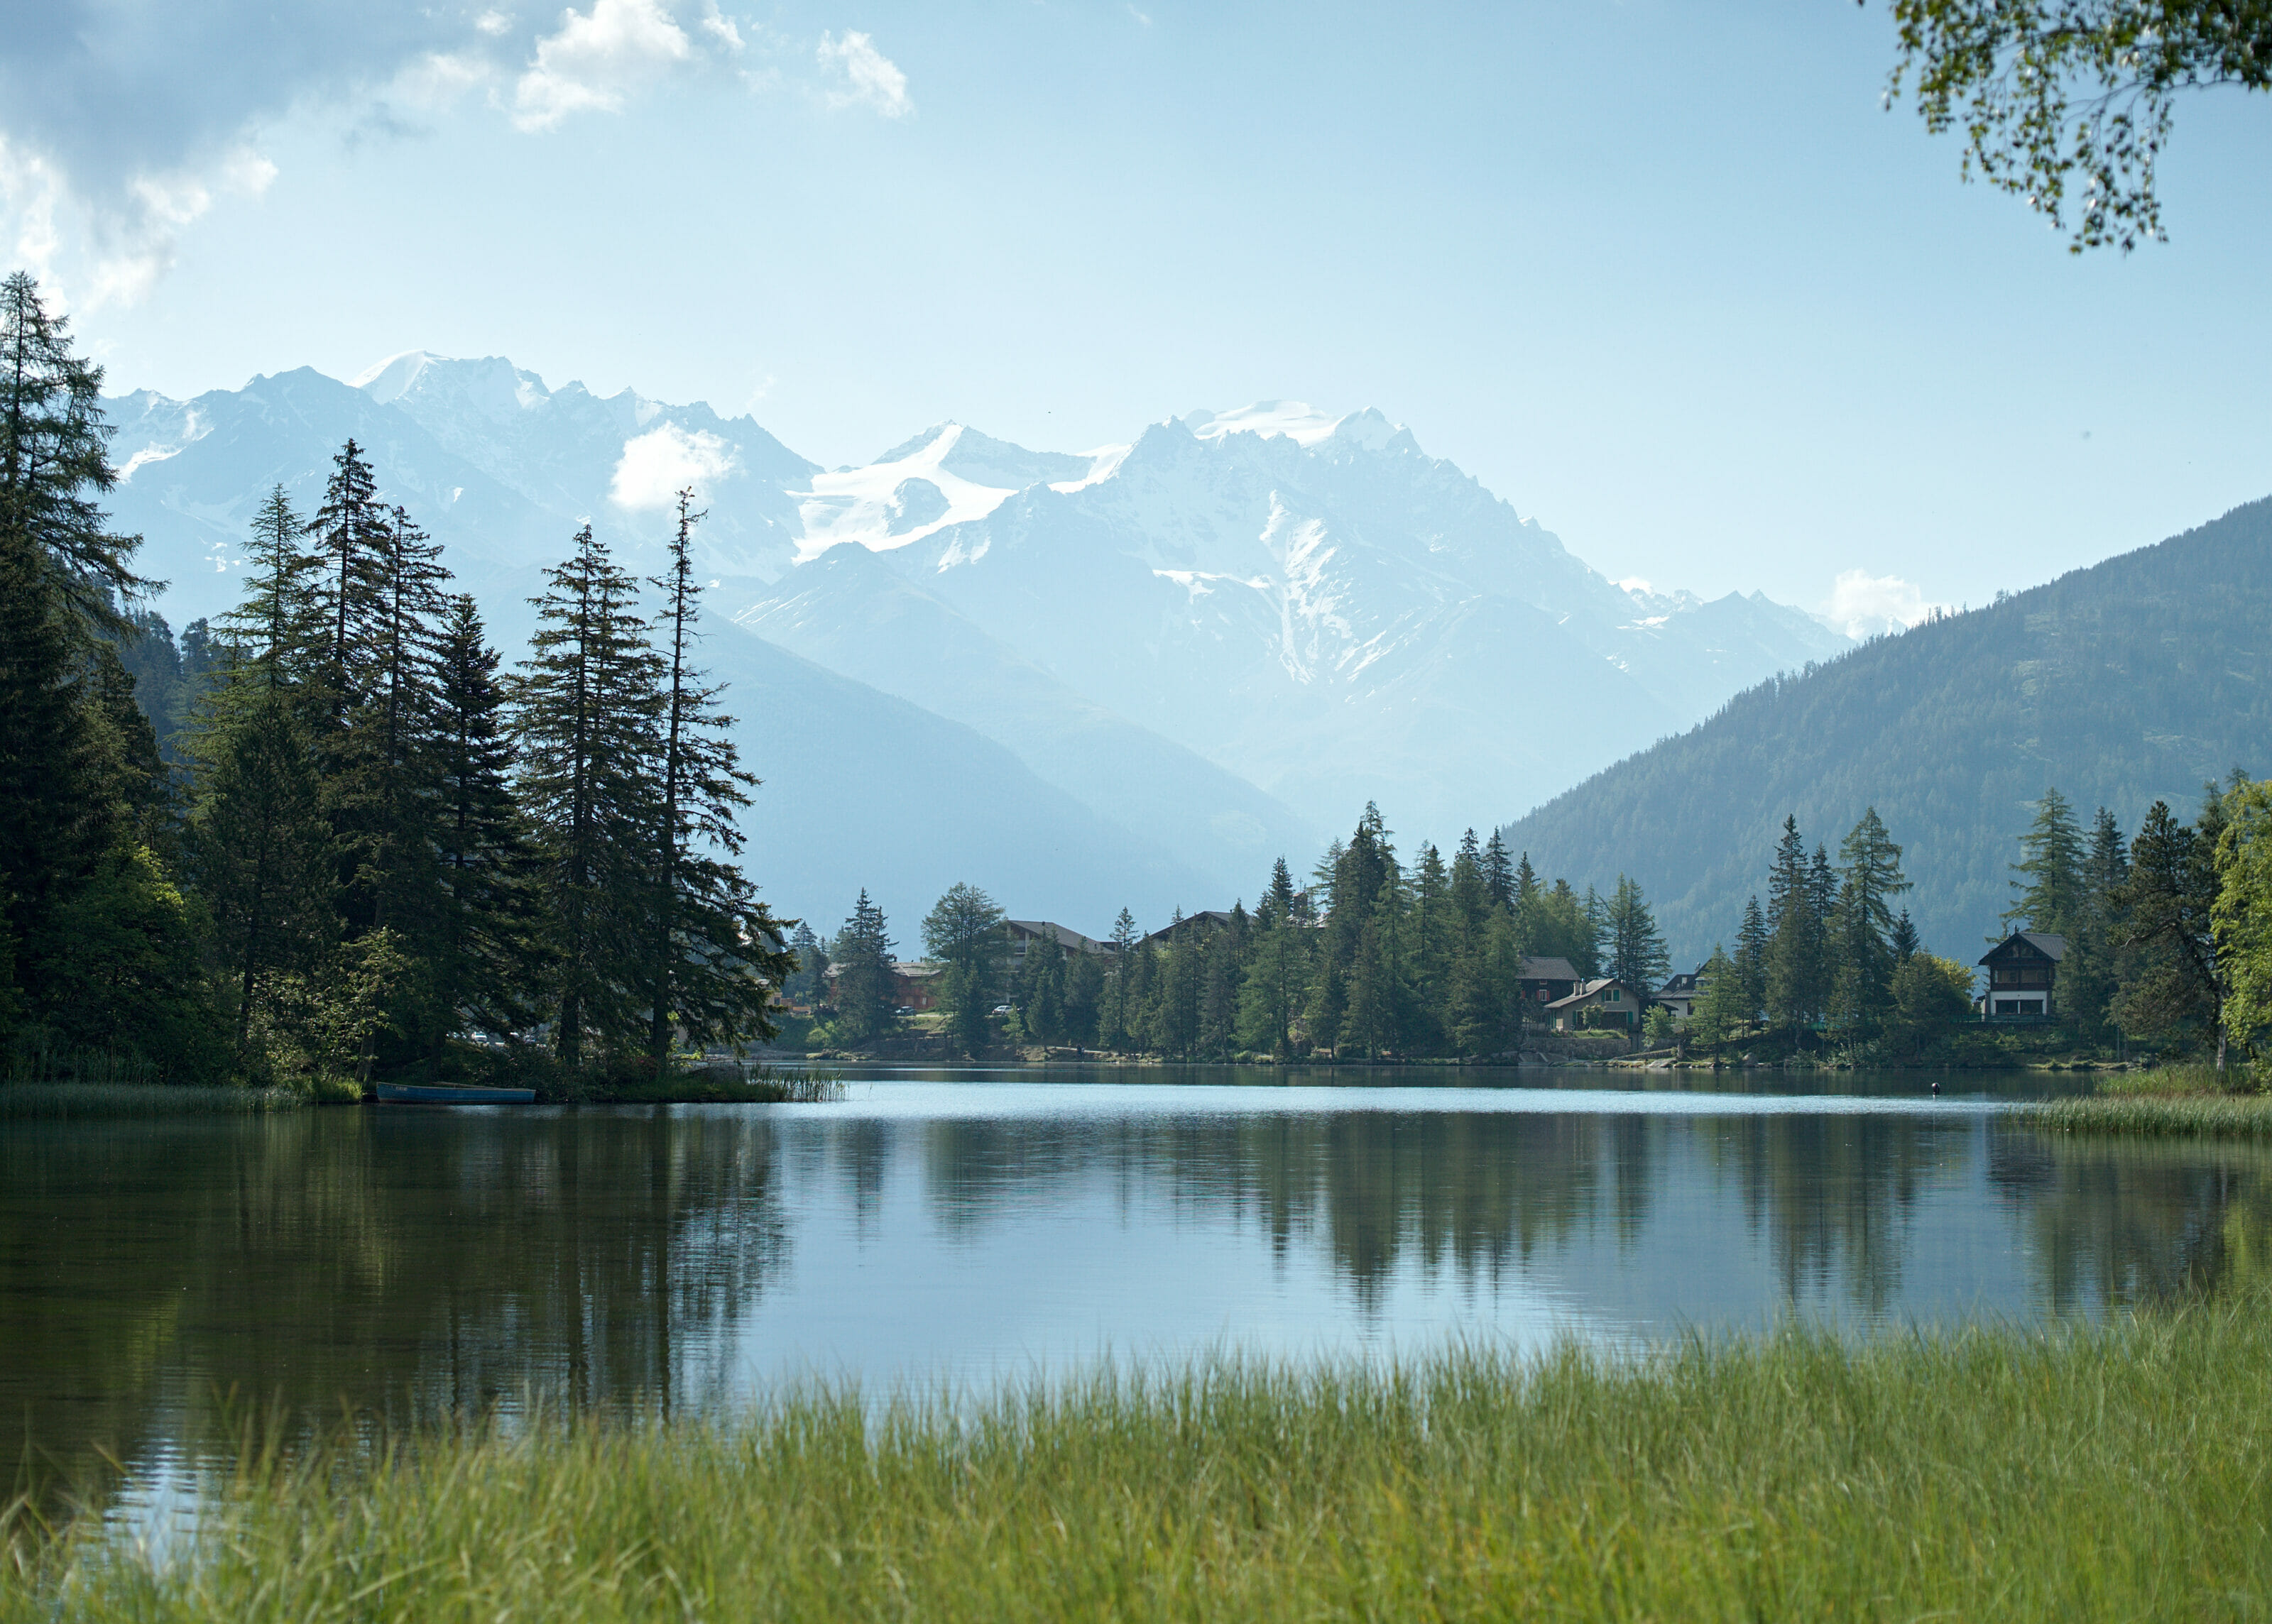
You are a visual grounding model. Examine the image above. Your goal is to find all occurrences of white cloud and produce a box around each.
[817,31,912,118]
[476,9,515,35]
[514,0,694,132]
[1820,569,1947,640]
[611,422,738,509]
[699,1,744,53]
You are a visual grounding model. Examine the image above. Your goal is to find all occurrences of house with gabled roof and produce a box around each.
[1546,977,1649,1033]
[1979,931,2065,1018]
[1007,920,1115,967]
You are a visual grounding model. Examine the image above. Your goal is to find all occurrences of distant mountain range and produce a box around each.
[102,354,1851,934]
[1500,498,2272,966]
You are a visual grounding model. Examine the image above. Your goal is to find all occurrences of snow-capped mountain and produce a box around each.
[101,357,1850,926]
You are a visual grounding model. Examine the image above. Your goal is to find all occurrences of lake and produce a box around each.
[7,1066,2268,1496]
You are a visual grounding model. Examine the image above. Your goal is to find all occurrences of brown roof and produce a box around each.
[1008,920,1113,955]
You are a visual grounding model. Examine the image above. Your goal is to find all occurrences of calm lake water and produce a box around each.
[7,1066,2269,1492]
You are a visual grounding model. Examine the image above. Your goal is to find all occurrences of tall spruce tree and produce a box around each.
[0,275,153,1034]
[220,485,321,684]
[1766,816,1825,1036]
[2060,806,2131,1043]
[643,490,790,1063]
[1481,830,1515,911]
[0,273,148,635]
[2114,796,2227,1063]
[512,525,663,1068]
[1605,874,1669,995]
[2004,787,2085,935]
[303,440,393,727]
[432,596,536,1046]
[1735,894,1769,1023]
[1829,807,1910,1042]
[830,889,895,1043]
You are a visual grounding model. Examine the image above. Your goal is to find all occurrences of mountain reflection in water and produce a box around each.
[5,1075,2270,1492]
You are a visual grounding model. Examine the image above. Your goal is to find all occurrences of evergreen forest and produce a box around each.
[0,275,792,1095]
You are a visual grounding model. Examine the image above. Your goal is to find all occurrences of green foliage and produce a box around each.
[830,889,895,1044]
[2214,779,2272,1055]
[923,882,1007,1056]
[1889,953,1977,1058]
[1884,0,2272,251]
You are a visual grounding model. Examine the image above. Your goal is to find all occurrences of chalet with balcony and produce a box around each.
[1978,931,2065,1018]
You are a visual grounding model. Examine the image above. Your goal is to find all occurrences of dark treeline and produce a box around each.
[0,274,791,1092]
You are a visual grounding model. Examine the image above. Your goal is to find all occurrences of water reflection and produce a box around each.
[3,1077,2268,1498]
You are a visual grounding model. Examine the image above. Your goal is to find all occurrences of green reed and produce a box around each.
[0,1081,304,1119]
[7,1293,2269,1621]
[2021,1090,2272,1138]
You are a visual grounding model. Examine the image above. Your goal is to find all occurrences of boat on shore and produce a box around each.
[374,1082,536,1105]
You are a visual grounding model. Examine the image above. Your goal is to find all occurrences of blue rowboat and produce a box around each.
[375,1082,535,1105]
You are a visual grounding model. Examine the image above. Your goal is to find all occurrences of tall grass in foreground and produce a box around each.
[9,1299,2271,1620]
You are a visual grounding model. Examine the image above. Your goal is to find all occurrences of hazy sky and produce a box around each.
[8,1,2270,624]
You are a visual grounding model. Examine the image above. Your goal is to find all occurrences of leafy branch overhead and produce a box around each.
[1881,0,2272,250]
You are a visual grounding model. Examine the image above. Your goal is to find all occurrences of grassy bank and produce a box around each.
[0,1080,305,1119]
[2018,1061,2272,1137]
[9,1300,2271,1620]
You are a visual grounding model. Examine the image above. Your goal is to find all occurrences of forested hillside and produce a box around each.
[1501,497,2272,963]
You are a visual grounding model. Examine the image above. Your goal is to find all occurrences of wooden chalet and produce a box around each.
[1978,931,2064,1018]
[1517,955,1580,1009]
[1656,965,1713,1023]
[1546,977,1648,1033]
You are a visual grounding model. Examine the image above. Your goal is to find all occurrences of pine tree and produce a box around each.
[1580,884,1609,978]
[1691,945,1745,1051]
[1890,909,1921,962]
[783,921,829,1005]
[644,490,790,1064]
[1408,840,1451,1050]
[0,276,148,1030]
[2004,786,2085,934]
[0,273,148,636]
[188,682,337,1055]
[830,889,895,1043]
[512,525,663,1068]
[432,596,537,1046]
[1735,894,1769,1024]
[1765,816,1824,1036]
[1101,907,1140,1050]
[2060,806,2130,1043]
[1828,807,1910,1042]
[923,882,1007,1057]
[302,440,393,727]
[1605,874,1669,995]
[1482,830,1514,911]
[2114,796,2227,1063]
[220,485,321,685]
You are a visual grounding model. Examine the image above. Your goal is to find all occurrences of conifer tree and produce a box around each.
[1765,816,1824,1036]
[830,889,895,1043]
[1605,874,1669,994]
[1890,909,1921,962]
[1482,830,1514,911]
[303,440,393,725]
[432,596,536,1046]
[221,485,321,684]
[513,525,663,1067]
[1101,907,1140,1050]
[1735,894,1769,1023]
[2114,796,2227,1063]
[643,490,790,1063]
[2060,806,2130,1043]
[923,881,1007,1056]
[1691,945,1746,1050]
[2004,786,2085,934]
[1580,884,1608,978]
[1829,807,1910,1041]
[0,273,148,635]
[189,682,337,1054]
[1236,907,1307,1057]
[783,921,829,1005]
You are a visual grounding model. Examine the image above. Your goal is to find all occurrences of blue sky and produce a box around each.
[8,0,2270,622]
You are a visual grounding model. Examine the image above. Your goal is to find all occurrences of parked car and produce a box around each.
[992,1004,1015,1016]
[895,1006,914,1016]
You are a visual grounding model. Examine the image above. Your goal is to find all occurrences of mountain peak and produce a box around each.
[351,350,446,404]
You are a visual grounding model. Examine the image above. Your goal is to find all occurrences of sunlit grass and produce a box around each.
[7,1295,2271,1620]
[2022,1091,2272,1138]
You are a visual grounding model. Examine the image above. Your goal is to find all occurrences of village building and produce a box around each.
[1978,931,2064,1018]
[1006,920,1115,967]
[1655,964,1713,1024]
[1142,910,1239,948]
[1517,955,1581,1008]
[1546,977,1650,1033]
